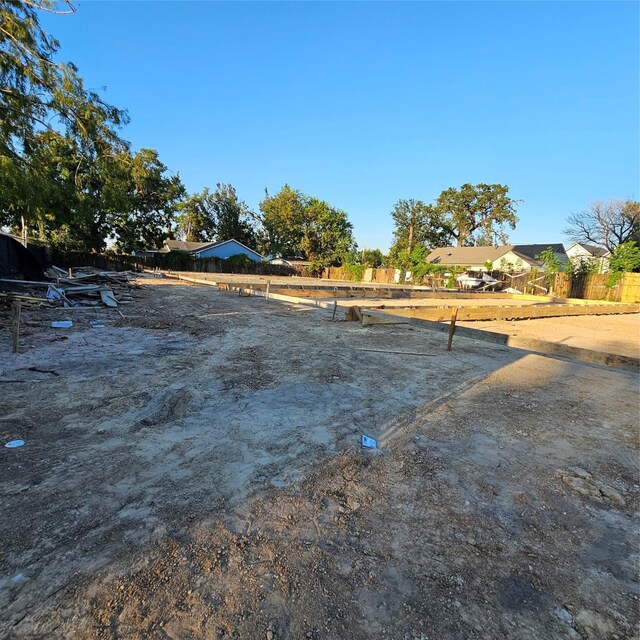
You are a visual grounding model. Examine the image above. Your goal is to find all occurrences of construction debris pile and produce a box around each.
[0,267,138,309]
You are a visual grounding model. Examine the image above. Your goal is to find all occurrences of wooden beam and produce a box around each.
[350,347,436,357]
[360,310,407,325]
[379,303,640,322]
[505,336,640,372]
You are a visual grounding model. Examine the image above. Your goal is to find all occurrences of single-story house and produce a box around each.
[425,244,568,272]
[565,243,610,273]
[160,239,263,263]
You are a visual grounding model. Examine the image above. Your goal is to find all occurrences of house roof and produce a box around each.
[426,243,566,266]
[511,244,567,260]
[163,238,263,259]
[192,239,262,258]
[163,239,216,252]
[426,245,512,265]
[568,243,609,257]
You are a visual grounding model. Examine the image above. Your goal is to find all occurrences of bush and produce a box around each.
[225,253,256,268]
[606,241,640,287]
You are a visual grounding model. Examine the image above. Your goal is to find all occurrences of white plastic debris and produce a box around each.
[5,440,25,448]
[51,320,73,328]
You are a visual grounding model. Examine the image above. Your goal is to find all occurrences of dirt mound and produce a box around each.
[133,385,198,430]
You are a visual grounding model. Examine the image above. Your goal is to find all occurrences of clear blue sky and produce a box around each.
[43,1,639,251]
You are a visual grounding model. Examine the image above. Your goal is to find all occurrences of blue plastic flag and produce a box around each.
[361,434,378,449]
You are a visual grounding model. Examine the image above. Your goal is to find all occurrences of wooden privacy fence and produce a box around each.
[50,251,305,277]
[500,271,640,303]
[322,266,449,287]
[48,249,640,303]
[620,273,640,303]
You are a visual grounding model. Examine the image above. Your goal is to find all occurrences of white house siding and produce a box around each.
[491,251,535,272]
[566,244,609,273]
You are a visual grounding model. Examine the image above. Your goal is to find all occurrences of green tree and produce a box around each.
[433,183,519,246]
[177,188,217,242]
[210,183,257,249]
[112,148,185,253]
[1,128,132,251]
[258,185,354,266]
[535,246,562,272]
[258,184,307,257]
[608,241,640,274]
[605,241,640,287]
[301,198,355,272]
[388,199,451,261]
[568,257,598,276]
[359,248,386,267]
[1,0,129,234]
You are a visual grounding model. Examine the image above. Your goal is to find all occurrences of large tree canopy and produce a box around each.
[1,0,128,169]
[258,184,306,258]
[0,1,189,252]
[300,197,354,269]
[433,183,519,247]
[113,148,186,253]
[388,198,451,260]
[210,183,257,249]
[177,188,217,243]
[258,185,355,268]
[177,183,258,248]
[388,185,519,262]
[563,200,640,252]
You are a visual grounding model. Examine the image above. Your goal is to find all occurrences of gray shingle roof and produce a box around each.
[426,243,566,266]
[574,243,609,257]
[426,246,511,265]
[163,240,216,252]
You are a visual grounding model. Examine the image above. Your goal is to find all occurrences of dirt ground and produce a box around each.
[1,277,638,639]
[458,314,640,358]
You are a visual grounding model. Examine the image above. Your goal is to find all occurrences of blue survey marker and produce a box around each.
[361,434,378,449]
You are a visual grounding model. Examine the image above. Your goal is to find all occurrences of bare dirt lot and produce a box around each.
[1,277,638,639]
[457,314,640,358]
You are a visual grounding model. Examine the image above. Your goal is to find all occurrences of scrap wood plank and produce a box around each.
[100,289,118,307]
[350,347,436,356]
[0,278,55,287]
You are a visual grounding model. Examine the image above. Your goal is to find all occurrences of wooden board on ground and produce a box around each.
[100,289,118,307]
[377,303,640,322]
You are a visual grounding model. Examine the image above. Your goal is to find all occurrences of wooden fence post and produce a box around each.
[10,301,21,353]
[446,307,458,351]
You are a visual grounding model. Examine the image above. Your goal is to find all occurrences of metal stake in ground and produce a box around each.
[10,301,21,353]
[446,307,458,351]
